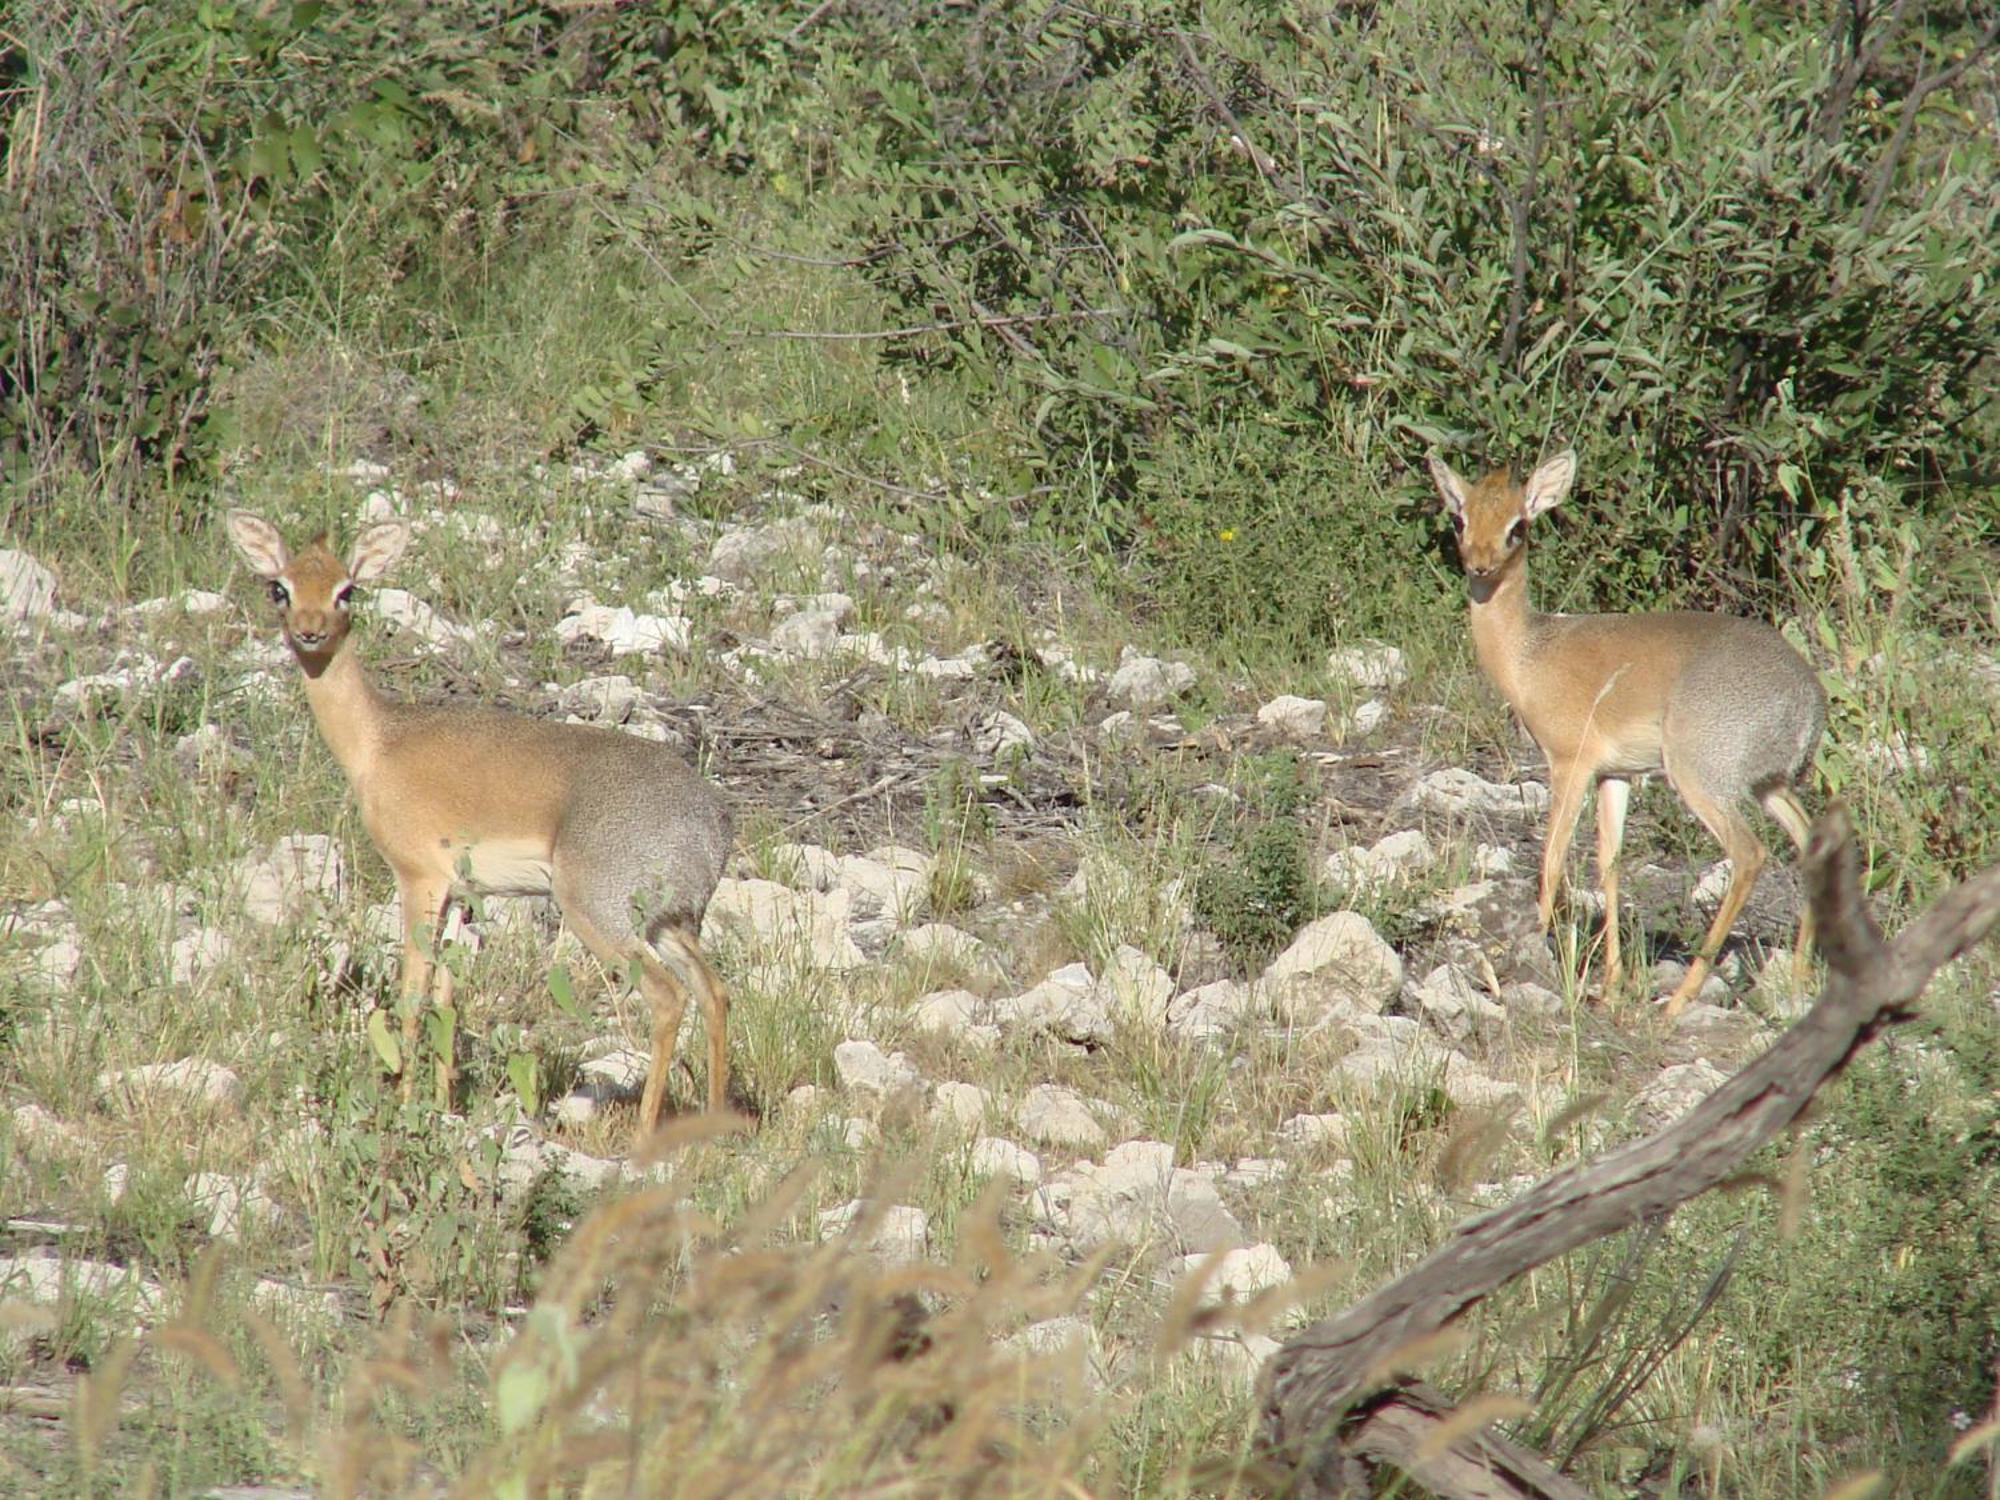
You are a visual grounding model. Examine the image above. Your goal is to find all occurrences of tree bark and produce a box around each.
[1259,804,2000,1497]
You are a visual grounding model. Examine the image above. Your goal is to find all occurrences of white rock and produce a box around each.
[1409,963,1507,1042]
[1107,647,1197,710]
[836,631,917,670]
[1633,1061,1729,1126]
[838,847,931,924]
[772,607,844,659]
[778,591,855,626]
[999,1316,1108,1394]
[555,603,690,656]
[131,588,229,619]
[931,1081,991,1130]
[1263,912,1405,1018]
[1326,642,1409,690]
[250,1278,344,1335]
[372,588,477,651]
[974,709,1035,758]
[236,834,346,926]
[707,519,820,583]
[817,1200,929,1264]
[1015,1085,1109,1151]
[1275,1113,1350,1150]
[910,988,996,1044]
[1411,768,1551,820]
[96,1058,244,1112]
[702,878,866,970]
[0,1252,164,1319]
[1323,830,1437,893]
[1170,1243,1294,1307]
[895,923,987,970]
[1097,709,1138,742]
[1691,860,1735,912]
[10,1104,87,1156]
[1031,1140,1245,1253]
[1224,1157,1290,1189]
[28,938,82,988]
[169,929,233,986]
[1099,944,1175,1028]
[833,1116,881,1151]
[1347,700,1391,735]
[833,1040,922,1098]
[767,841,843,890]
[558,674,640,723]
[969,1137,1043,1186]
[1472,843,1519,877]
[1,549,58,625]
[1167,979,1259,1040]
[1257,695,1329,739]
[992,962,1114,1046]
[184,1172,284,1242]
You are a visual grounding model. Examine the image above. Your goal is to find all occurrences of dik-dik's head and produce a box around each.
[227,511,410,666]
[1426,450,1577,602]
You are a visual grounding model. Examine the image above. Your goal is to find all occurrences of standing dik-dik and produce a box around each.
[1426,451,1824,1016]
[227,511,732,1128]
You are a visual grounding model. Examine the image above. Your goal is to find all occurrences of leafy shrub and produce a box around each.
[1193,755,1320,969]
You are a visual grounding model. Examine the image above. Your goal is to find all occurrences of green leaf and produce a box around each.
[366,1009,401,1073]
[507,1052,541,1116]
[495,1359,551,1436]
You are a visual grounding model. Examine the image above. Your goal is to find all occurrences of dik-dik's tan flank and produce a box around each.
[1427,451,1825,1016]
[227,511,732,1128]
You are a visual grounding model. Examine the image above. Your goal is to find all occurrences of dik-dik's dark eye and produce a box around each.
[1505,518,1526,547]
[267,580,289,606]
[1450,512,1466,534]
[333,583,354,609]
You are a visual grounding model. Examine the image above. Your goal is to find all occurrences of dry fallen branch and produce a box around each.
[1260,804,2000,1498]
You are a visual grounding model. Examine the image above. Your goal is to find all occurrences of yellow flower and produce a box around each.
[1218,528,1237,542]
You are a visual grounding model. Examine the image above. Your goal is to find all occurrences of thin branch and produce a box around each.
[1858,11,2000,235]
[731,307,1119,343]
[1500,0,1557,370]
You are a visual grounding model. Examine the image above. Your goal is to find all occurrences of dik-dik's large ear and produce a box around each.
[1522,450,1578,518]
[226,511,290,578]
[347,520,412,584]
[1426,455,1472,519]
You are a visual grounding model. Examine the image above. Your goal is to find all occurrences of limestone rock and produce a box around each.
[1256,695,1329,739]
[1107,648,1196,710]
[1015,1085,1110,1151]
[1263,912,1404,1019]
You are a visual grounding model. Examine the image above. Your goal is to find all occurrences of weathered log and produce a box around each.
[1260,805,2000,1496]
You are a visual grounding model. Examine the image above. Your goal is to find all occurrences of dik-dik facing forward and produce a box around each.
[228,511,732,1128]
[1427,452,1825,1015]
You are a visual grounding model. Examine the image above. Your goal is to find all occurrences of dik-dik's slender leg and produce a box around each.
[396,870,455,1103]
[1536,756,1595,933]
[1595,776,1632,991]
[1663,782,1769,1018]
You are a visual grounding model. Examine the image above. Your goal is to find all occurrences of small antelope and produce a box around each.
[1427,451,1824,1015]
[227,511,732,1127]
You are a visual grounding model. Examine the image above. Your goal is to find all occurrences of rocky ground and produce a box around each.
[0,454,1934,1490]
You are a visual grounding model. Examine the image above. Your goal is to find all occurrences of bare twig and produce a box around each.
[1858,11,2000,235]
[733,307,1119,343]
[1500,0,1557,370]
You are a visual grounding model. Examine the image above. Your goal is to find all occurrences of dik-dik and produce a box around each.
[228,511,732,1127]
[1427,452,1824,1014]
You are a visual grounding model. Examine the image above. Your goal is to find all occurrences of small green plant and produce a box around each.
[1194,755,1322,971]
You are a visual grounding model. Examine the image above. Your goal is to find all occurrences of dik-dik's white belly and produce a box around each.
[447,836,555,897]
